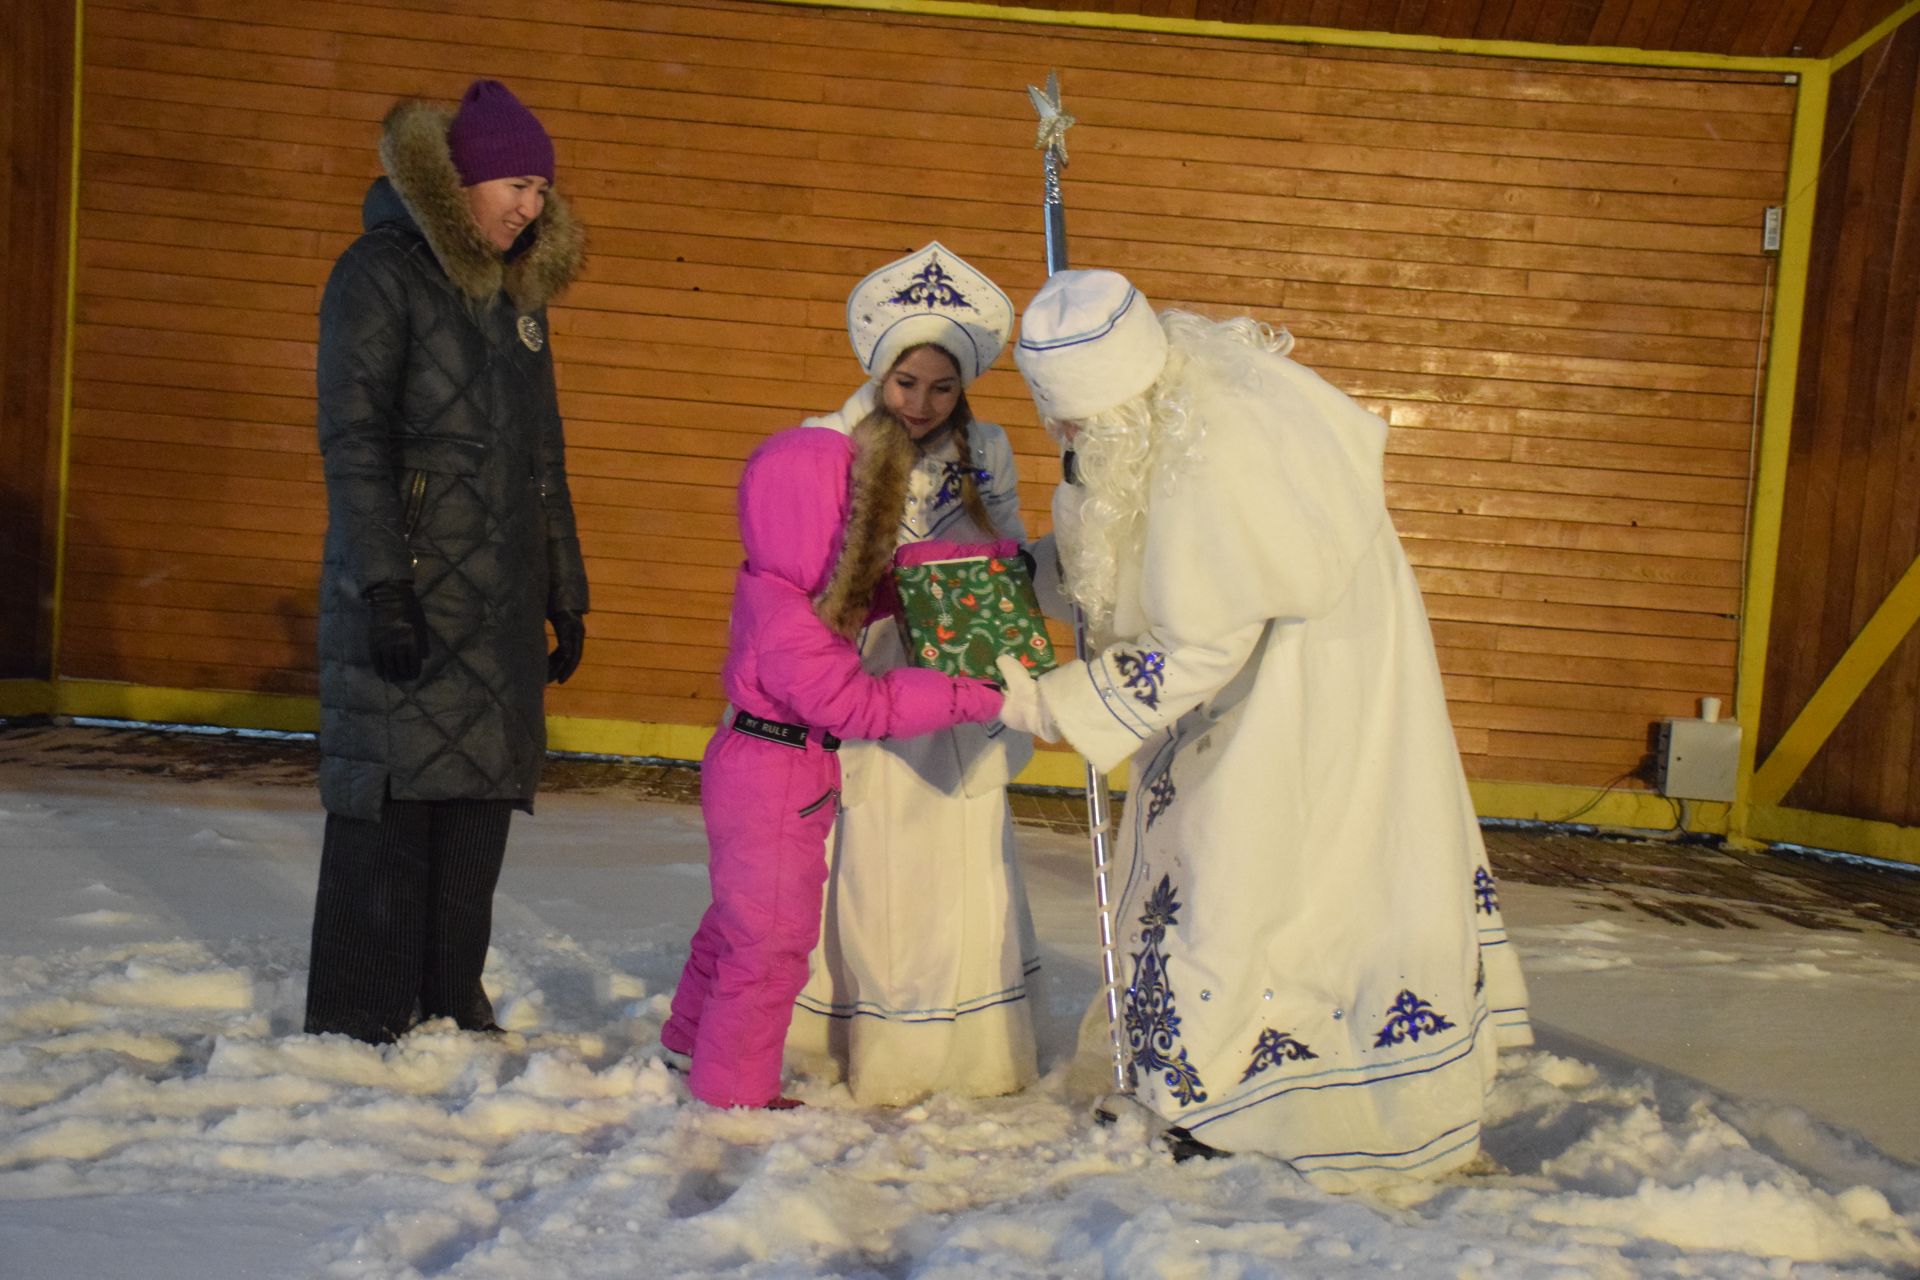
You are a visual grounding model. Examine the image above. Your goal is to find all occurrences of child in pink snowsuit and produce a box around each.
[662,425,1006,1108]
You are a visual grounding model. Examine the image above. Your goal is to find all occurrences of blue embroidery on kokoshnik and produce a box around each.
[886,256,976,311]
[1239,1028,1318,1084]
[1145,772,1177,831]
[1125,875,1207,1106]
[1474,867,1499,915]
[1114,649,1167,710]
[1374,990,1455,1048]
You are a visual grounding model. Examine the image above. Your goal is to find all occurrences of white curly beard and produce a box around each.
[1045,310,1290,638]
[1048,399,1156,639]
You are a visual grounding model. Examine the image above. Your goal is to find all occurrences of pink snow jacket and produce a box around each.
[720,427,1003,740]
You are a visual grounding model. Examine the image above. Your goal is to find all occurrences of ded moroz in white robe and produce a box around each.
[785,385,1042,1105]
[1039,345,1531,1187]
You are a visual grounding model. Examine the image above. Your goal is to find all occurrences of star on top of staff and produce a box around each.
[1027,71,1074,166]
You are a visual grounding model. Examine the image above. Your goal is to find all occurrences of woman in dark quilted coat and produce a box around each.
[306,79,590,1042]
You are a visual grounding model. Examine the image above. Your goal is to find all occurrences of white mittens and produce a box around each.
[995,654,1062,743]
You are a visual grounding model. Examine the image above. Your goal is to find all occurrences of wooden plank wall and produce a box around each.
[1762,19,1920,825]
[0,0,74,678]
[62,0,1793,788]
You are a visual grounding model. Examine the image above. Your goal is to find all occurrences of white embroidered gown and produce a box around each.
[786,391,1041,1105]
[1037,349,1532,1187]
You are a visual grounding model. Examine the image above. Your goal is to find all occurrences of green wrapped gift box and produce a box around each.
[893,555,1058,682]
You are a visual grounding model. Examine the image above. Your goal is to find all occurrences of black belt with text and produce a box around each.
[731,710,840,752]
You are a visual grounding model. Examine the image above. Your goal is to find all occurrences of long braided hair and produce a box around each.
[944,404,1001,540]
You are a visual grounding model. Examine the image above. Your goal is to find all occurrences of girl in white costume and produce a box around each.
[785,243,1042,1105]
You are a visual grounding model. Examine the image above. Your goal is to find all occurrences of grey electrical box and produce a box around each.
[1653,717,1741,802]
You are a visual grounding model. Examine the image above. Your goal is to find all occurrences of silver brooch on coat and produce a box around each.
[517,315,544,352]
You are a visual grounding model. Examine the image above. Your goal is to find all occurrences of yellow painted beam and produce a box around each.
[1750,553,1920,806]
[32,671,1914,863]
[37,681,1125,782]
[1730,60,1830,844]
[547,716,713,762]
[1471,780,1723,834]
[44,685,719,761]
[0,680,55,719]
[48,0,85,682]
[1746,803,1920,866]
[55,681,320,733]
[1022,748,1126,790]
[751,0,1818,72]
[17,677,1747,836]
[1735,4,1920,827]
[1831,0,1920,70]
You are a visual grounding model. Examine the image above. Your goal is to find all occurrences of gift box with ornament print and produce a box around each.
[893,555,1057,682]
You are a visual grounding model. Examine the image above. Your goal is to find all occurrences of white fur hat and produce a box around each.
[1014,269,1167,421]
[846,242,1012,386]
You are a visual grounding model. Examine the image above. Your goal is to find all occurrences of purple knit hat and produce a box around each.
[446,80,554,186]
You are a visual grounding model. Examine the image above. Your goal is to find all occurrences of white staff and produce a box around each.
[1026,72,1133,1102]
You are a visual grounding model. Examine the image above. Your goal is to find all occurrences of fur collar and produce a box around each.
[815,409,917,638]
[377,100,586,311]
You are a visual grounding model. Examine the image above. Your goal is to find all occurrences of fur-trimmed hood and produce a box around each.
[814,409,916,637]
[733,420,915,642]
[372,99,585,311]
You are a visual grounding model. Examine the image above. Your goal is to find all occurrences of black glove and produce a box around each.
[364,580,427,683]
[547,611,585,685]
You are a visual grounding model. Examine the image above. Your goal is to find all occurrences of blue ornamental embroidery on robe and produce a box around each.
[1114,649,1167,710]
[1474,867,1499,915]
[1239,1027,1318,1083]
[1145,772,1176,831]
[1124,875,1207,1105]
[1373,989,1455,1048]
[886,257,976,311]
[930,460,992,511]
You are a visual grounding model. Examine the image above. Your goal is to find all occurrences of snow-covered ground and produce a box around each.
[2,763,1918,1278]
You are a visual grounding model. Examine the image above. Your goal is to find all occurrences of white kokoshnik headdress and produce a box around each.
[846,241,1013,387]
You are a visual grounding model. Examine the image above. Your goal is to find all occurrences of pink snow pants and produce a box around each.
[662,726,840,1107]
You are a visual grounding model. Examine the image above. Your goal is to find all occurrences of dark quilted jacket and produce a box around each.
[315,101,590,820]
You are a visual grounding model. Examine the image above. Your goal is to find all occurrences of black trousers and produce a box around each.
[304,797,513,1042]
